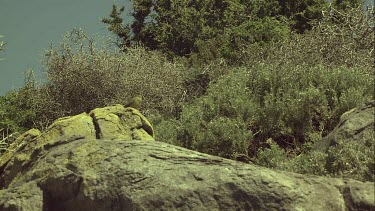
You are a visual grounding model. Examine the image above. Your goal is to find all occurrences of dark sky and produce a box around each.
[0,0,131,95]
[0,0,373,95]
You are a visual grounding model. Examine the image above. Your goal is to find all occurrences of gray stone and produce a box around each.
[313,100,374,152]
[0,140,373,210]
[0,104,154,189]
[0,104,373,211]
[0,182,43,211]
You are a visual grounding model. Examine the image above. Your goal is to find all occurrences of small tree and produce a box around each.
[332,0,363,11]
[276,0,327,33]
[102,0,329,63]
[102,0,252,57]
[0,35,5,61]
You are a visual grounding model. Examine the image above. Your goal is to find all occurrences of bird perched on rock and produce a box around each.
[125,96,142,109]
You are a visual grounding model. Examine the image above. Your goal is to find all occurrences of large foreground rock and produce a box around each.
[0,139,373,211]
[0,104,373,210]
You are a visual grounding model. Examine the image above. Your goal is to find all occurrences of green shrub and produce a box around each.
[41,29,186,122]
[255,141,329,176]
[0,71,40,130]
[255,136,374,182]
[254,139,291,169]
[179,57,233,101]
[241,5,374,69]
[102,0,283,57]
[325,136,374,182]
[160,62,373,162]
[220,17,290,65]
[288,150,329,176]
[332,0,363,11]
[178,69,255,159]
[148,111,184,147]
[189,16,290,66]
[246,64,373,147]
[0,70,41,152]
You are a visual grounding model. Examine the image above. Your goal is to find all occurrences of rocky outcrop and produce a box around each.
[0,104,154,188]
[313,100,374,152]
[0,104,373,211]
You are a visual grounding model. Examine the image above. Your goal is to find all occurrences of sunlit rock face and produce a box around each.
[0,104,373,211]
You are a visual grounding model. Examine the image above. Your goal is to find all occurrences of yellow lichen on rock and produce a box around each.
[89,104,154,141]
[38,112,96,144]
[0,104,155,188]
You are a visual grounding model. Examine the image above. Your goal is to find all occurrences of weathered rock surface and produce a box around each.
[0,139,374,211]
[313,100,374,152]
[89,105,154,141]
[0,104,154,188]
[0,182,43,211]
[0,104,373,211]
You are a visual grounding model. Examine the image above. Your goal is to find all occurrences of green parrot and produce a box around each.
[125,96,142,109]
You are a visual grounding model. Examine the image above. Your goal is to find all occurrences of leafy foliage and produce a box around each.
[239,5,374,69]
[325,137,374,181]
[0,70,40,152]
[41,29,186,120]
[102,0,328,61]
[332,0,363,11]
[169,63,373,157]
[178,69,255,159]
[0,34,5,60]
[191,17,290,65]
[255,134,374,182]
[277,0,327,32]
[1,2,373,182]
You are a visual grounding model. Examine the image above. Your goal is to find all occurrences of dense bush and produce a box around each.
[255,134,374,182]
[332,0,363,11]
[276,0,327,33]
[0,3,373,183]
[151,113,184,147]
[240,5,374,69]
[156,63,373,161]
[40,29,186,121]
[247,64,373,145]
[0,70,40,152]
[190,16,291,66]
[179,69,255,159]
[102,0,328,61]
[103,0,271,56]
[254,139,328,175]
[325,137,374,182]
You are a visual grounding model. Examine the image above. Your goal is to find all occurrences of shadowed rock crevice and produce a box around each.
[89,105,154,141]
[90,114,102,139]
[342,183,375,211]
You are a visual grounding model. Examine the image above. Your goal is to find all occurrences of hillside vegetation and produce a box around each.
[1,1,374,182]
